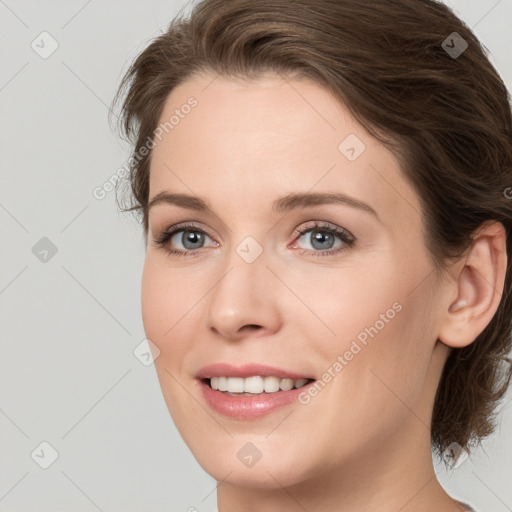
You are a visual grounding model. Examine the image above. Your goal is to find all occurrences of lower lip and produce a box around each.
[198,379,316,419]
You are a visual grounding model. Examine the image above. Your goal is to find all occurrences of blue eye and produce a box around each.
[292,221,355,256]
[153,221,355,258]
[153,222,216,257]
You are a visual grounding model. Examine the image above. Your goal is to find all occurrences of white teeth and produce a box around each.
[294,378,308,388]
[279,378,294,391]
[264,376,280,393]
[209,376,312,394]
[244,376,264,393]
[226,377,244,392]
[217,377,227,391]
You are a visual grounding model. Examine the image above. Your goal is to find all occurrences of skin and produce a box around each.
[141,71,507,511]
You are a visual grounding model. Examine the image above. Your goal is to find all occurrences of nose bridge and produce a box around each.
[206,234,281,338]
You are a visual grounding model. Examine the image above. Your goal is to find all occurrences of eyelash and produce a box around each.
[152,221,356,258]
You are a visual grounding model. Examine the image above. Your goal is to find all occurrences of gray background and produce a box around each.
[0,1,511,511]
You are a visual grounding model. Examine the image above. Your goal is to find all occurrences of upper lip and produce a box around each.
[196,363,314,380]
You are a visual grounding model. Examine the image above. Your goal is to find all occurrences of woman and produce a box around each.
[112,0,512,510]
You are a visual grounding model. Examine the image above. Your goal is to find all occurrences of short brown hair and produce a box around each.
[112,0,512,458]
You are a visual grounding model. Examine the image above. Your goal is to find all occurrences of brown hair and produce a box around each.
[111,0,512,458]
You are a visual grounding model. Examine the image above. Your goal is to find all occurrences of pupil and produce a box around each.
[312,230,334,250]
[183,230,203,249]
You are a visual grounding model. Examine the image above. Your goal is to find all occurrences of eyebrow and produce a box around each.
[147,191,379,219]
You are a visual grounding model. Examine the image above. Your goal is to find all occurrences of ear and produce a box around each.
[438,221,508,349]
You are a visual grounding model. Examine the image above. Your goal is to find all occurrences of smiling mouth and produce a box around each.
[202,376,316,396]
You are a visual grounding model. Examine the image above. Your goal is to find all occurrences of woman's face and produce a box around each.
[142,72,450,489]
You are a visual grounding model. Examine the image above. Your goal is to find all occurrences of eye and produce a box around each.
[290,221,355,257]
[152,220,355,258]
[152,222,217,257]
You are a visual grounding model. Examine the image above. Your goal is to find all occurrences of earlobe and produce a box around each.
[438,221,507,349]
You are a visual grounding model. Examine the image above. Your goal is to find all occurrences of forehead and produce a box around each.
[148,72,422,227]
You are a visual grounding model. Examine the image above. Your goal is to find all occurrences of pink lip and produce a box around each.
[197,379,316,419]
[195,363,316,419]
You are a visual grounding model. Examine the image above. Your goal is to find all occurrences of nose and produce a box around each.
[206,247,282,341]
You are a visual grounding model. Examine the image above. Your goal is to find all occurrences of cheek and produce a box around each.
[292,260,403,359]
[140,259,192,382]
[338,281,437,429]
[141,261,167,341]
[309,257,436,410]
[140,258,196,342]
[140,259,197,427]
